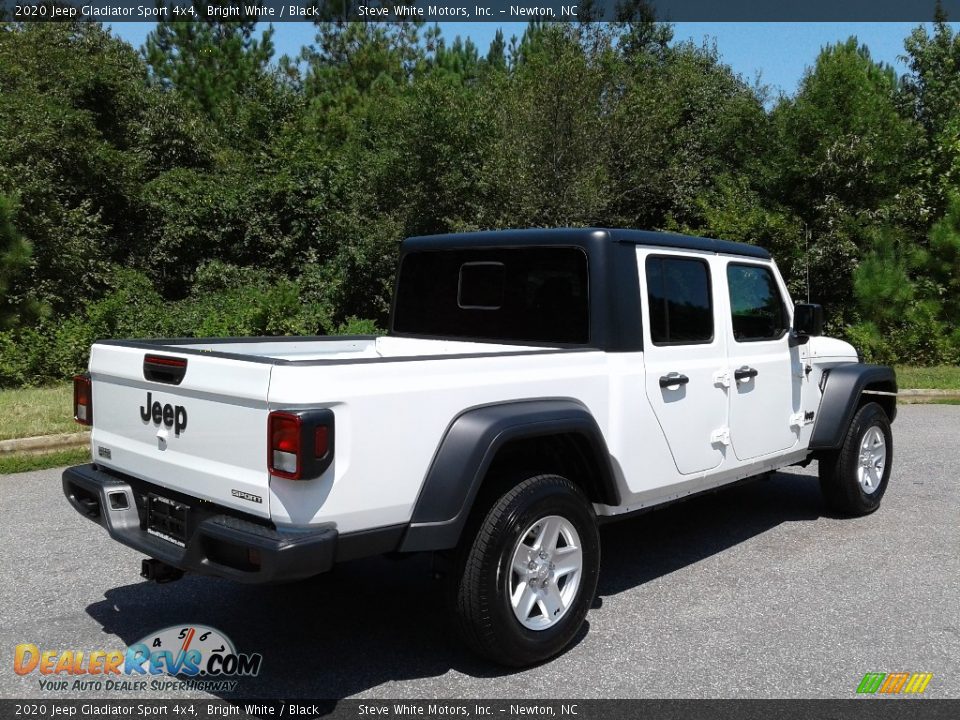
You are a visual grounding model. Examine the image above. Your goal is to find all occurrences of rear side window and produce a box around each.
[393,247,589,344]
[727,264,788,341]
[645,256,713,344]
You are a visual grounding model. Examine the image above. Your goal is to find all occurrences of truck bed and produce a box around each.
[102,335,561,363]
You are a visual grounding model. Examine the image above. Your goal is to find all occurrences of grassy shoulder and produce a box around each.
[0,447,89,475]
[0,384,78,440]
[895,366,960,391]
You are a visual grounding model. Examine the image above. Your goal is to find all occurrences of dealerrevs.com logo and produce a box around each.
[14,625,261,693]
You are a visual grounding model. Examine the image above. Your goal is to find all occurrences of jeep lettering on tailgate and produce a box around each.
[139,392,188,435]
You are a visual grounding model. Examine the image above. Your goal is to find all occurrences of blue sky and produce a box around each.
[109,21,946,97]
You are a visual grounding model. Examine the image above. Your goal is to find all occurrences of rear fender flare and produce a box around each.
[398,399,618,552]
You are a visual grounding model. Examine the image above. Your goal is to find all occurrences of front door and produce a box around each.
[723,261,803,461]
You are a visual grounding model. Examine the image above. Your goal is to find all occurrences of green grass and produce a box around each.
[0,384,78,441]
[895,366,960,391]
[0,447,89,475]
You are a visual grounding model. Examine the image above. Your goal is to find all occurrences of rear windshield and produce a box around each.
[392,247,589,345]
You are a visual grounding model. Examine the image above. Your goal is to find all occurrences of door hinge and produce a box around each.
[713,369,731,389]
[790,411,814,429]
[710,427,731,446]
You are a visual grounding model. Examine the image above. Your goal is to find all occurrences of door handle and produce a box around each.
[734,366,758,382]
[659,372,689,389]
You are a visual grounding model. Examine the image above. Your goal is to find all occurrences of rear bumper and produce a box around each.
[62,464,402,584]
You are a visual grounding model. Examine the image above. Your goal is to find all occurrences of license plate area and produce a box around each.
[146,494,189,547]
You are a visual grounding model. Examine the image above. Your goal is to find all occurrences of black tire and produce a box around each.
[818,402,893,516]
[453,474,600,667]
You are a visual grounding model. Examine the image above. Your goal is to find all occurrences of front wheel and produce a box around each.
[453,474,600,667]
[818,401,893,516]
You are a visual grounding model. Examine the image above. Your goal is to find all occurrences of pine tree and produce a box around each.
[922,193,960,323]
[144,4,274,120]
[486,29,506,70]
[903,7,960,208]
[0,195,32,329]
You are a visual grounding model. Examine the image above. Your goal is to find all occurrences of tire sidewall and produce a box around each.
[483,477,600,664]
[842,403,893,513]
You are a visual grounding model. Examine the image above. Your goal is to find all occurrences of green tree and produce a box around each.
[768,38,924,322]
[903,5,960,141]
[613,0,673,59]
[480,24,614,227]
[383,70,493,235]
[849,228,955,365]
[430,35,482,79]
[301,22,422,128]
[903,7,960,208]
[919,193,960,324]
[0,23,150,312]
[850,196,960,364]
[607,38,767,231]
[144,8,275,123]
[0,195,32,328]
[486,28,507,69]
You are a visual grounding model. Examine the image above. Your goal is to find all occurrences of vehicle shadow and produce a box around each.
[596,468,823,597]
[84,469,823,701]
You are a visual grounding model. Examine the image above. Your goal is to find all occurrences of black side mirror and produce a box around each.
[793,303,824,337]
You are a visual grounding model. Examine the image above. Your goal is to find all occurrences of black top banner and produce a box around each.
[1,0,958,22]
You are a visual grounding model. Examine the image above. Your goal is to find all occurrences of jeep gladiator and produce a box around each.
[63,228,897,666]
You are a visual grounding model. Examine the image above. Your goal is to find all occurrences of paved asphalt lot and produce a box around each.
[1,404,957,700]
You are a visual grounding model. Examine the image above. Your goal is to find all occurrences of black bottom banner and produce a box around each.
[1,699,957,720]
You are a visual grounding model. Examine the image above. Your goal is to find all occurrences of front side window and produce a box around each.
[645,256,713,345]
[726,264,788,341]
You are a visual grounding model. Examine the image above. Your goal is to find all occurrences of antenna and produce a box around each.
[805,227,811,303]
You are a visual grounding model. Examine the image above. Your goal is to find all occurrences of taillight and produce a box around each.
[269,412,301,479]
[268,409,335,481]
[74,374,92,426]
[314,426,329,457]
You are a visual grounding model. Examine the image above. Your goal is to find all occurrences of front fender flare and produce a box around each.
[810,364,897,450]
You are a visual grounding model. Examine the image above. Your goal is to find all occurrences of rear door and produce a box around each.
[88,343,273,518]
[639,249,729,475]
[722,261,803,461]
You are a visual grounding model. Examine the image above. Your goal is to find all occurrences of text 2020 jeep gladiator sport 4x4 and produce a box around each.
[64,228,896,666]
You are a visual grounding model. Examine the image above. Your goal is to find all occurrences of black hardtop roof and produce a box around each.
[403,227,771,260]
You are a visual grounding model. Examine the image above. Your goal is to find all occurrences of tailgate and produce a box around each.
[88,343,273,519]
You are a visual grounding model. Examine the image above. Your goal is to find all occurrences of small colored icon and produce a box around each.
[856,672,933,694]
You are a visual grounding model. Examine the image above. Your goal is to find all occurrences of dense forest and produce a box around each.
[1,14,960,386]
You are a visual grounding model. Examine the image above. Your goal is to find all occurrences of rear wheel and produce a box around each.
[453,474,600,666]
[818,402,893,516]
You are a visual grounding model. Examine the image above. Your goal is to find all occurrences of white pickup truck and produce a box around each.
[64,228,897,666]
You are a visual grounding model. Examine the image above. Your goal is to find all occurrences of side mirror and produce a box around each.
[793,303,824,337]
